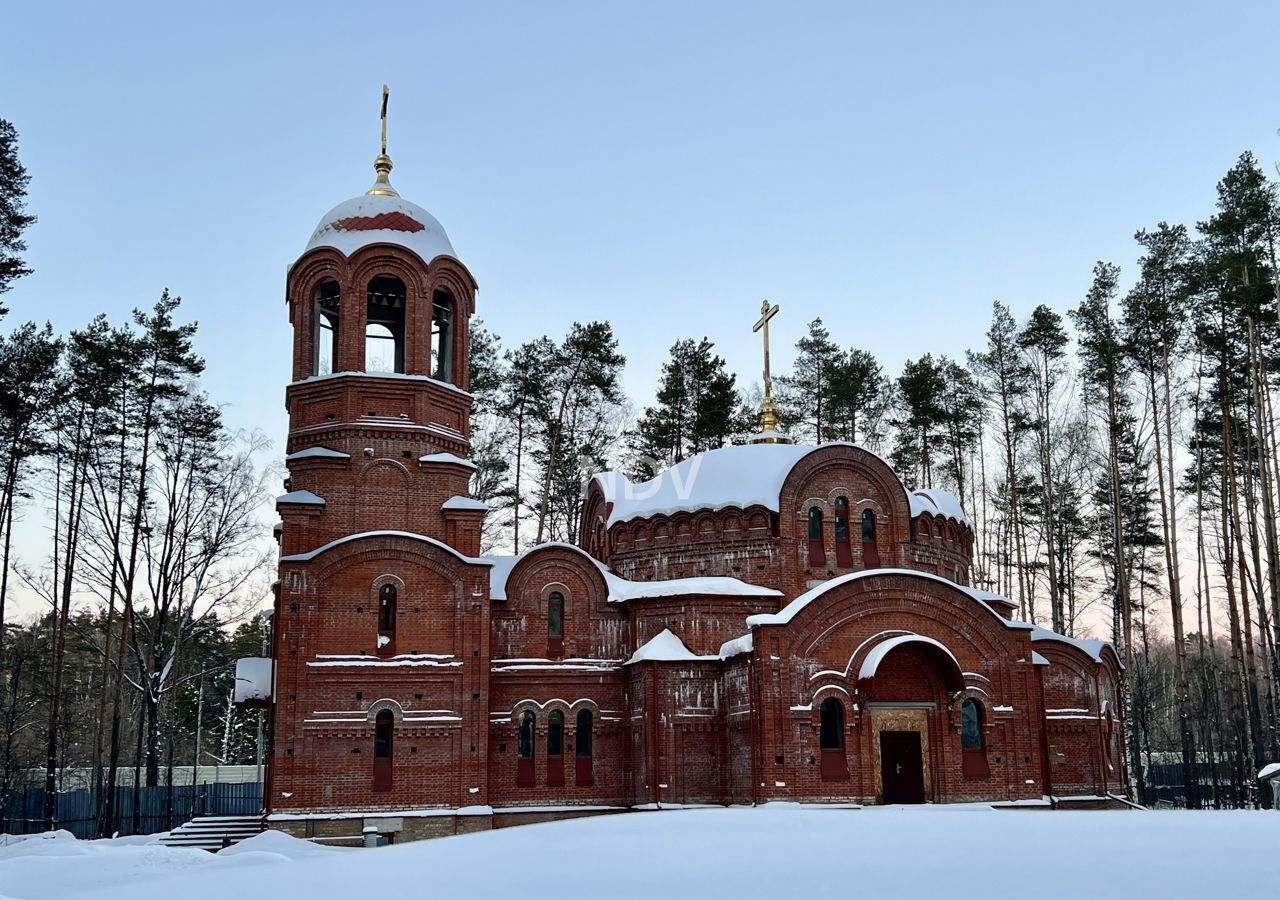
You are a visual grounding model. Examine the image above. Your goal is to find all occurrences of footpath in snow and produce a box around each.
[2,806,1276,900]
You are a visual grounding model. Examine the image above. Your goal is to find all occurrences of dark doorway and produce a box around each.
[880,730,925,804]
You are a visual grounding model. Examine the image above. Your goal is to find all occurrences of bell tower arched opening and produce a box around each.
[313,279,340,376]
[432,289,454,382]
[366,274,406,373]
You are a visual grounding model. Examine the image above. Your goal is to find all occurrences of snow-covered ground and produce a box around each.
[2,806,1275,900]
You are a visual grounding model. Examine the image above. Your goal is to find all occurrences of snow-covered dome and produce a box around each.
[302,149,456,263]
[304,191,456,262]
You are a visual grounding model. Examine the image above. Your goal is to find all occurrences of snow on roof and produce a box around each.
[1032,651,1051,666]
[1029,627,1114,666]
[1259,762,1280,781]
[746,568,1031,630]
[858,634,959,681]
[595,443,815,525]
[626,629,717,664]
[233,657,273,704]
[421,452,477,470]
[291,370,473,400]
[593,441,967,528]
[718,633,753,659]
[286,446,351,461]
[908,488,970,526]
[482,542,781,604]
[304,192,456,263]
[962,587,1017,609]
[442,496,490,512]
[281,530,489,565]
[276,490,325,506]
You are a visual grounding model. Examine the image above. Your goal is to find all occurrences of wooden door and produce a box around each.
[880,730,925,804]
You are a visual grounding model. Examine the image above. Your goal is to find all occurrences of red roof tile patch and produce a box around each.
[331,211,425,234]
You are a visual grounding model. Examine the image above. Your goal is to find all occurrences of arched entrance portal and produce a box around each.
[858,634,965,804]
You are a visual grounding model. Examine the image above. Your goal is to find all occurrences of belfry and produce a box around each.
[264,93,1129,844]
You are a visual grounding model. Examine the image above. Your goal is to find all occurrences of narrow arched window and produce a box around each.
[431,290,454,383]
[818,697,848,782]
[861,508,881,568]
[547,710,566,786]
[378,584,397,634]
[961,698,982,750]
[372,709,393,792]
[548,711,564,757]
[575,709,594,787]
[313,279,340,376]
[833,497,853,567]
[366,275,406,373]
[516,710,535,787]
[548,592,564,639]
[819,698,844,749]
[807,507,825,566]
[518,711,535,758]
[576,710,593,758]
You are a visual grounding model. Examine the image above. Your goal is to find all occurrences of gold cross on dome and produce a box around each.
[753,299,780,402]
[380,84,389,156]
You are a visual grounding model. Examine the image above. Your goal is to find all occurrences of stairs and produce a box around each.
[159,814,266,851]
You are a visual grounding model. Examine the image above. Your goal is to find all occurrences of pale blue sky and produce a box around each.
[1,3,1278,621]
[5,1,1278,437]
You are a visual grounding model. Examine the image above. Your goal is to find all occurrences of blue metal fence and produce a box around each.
[0,782,262,838]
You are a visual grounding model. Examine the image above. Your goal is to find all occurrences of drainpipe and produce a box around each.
[1094,668,1108,798]
[748,638,761,807]
[650,665,661,808]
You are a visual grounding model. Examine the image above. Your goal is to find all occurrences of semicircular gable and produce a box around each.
[303,532,479,583]
[503,543,609,608]
[755,570,1026,666]
[780,444,913,544]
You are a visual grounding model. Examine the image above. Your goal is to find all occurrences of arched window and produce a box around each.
[961,698,982,749]
[431,290,454,383]
[547,711,564,756]
[807,507,825,566]
[575,709,594,786]
[547,591,564,658]
[833,497,853,567]
[547,710,565,786]
[575,710,593,758]
[548,592,563,639]
[960,697,990,779]
[819,697,844,749]
[366,275,406,373]
[516,711,535,787]
[313,279,340,376]
[861,508,881,568]
[818,697,848,781]
[373,709,393,792]
[378,584,397,634]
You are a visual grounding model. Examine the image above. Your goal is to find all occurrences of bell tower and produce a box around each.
[278,88,486,558]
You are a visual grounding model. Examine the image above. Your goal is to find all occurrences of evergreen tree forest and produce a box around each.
[470,151,1280,809]
[0,121,275,833]
[2,110,1278,824]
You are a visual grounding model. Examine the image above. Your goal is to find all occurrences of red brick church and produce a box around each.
[262,119,1128,842]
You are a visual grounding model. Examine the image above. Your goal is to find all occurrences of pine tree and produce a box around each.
[1019,304,1070,632]
[632,337,744,476]
[499,338,556,553]
[891,354,947,488]
[970,302,1034,617]
[1189,152,1279,804]
[468,321,511,551]
[0,120,35,295]
[533,322,625,545]
[827,348,888,445]
[777,318,841,442]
